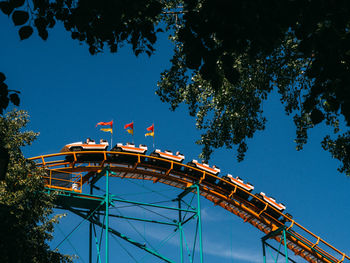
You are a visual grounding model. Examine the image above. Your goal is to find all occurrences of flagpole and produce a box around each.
[153,122,155,149]
[132,120,134,144]
[96,120,113,149]
[111,119,113,148]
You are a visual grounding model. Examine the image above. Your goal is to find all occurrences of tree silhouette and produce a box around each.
[2,0,350,174]
[0,109,71,262]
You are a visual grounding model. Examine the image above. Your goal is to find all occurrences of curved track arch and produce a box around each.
[29,151,349,263]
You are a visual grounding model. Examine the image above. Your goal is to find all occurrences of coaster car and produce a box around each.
[112,143,147,154]
[149,149,185,170]
[109,143,147,164]
[185,160,220,184]
[61,139,108,162]
[218,174,254,200]
[151,149,185,162]
[260,192,286,212]
[61,140,109,152]
[252,192,286,220]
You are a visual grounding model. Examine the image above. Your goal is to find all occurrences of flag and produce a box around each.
[124,122,133,129]
[96,120,113,127]
[124,122,134,135]
[146,124,154,132]
[145,131,154,137]
[100,128,113,134]
[145,124,154,137]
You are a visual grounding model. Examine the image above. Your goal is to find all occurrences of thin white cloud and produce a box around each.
[201,206,232,222]
[200,207,217,222]
[115,223,266,263]
[107,210,298,263]
[202,239,263,263]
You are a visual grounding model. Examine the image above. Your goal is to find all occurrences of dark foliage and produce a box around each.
[2,0,350,174]
[0,110,71,263]
[0,72,20,114]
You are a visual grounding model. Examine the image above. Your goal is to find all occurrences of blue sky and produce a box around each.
[2,13,350,263]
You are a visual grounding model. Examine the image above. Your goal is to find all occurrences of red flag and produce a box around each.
[124,122,134,129]
[146,124,154,132]
[96,120,113,127]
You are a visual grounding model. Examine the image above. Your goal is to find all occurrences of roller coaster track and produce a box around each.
[29,151,350,263]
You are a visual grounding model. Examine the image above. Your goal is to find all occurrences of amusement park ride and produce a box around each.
[29,140,350,263]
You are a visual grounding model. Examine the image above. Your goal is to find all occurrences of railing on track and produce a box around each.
[29,151,350,263]
[41,169,83,193]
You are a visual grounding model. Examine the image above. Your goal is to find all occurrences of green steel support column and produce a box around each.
[89,182,93,263]
[191,218,199,263]
[179,223,184,263]
[178,199,183,263]
[283,230,289,263]
[195,185,203,263]
[178,200,183,262]
[89,222,92,262]
[262,241,267,263]
[93,224,102,263]
[105,169,109,263]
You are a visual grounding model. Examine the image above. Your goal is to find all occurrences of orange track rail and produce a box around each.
[29,151,350,263]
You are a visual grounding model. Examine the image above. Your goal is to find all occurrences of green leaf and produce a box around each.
[38,28,48,40]
[71,31,79,40]
[9,93,20,106]
[310,109,324,125]
[12,10,29,26]
[0,96,9,113]
[0,2,14,16]
[0,72,6,83]
[135,49,142,56]
[0,82,8,95]
[9,0,25,8]
[18,25,33,40]
[88,45,95,55]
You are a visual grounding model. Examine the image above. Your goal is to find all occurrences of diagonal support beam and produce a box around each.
[69,207,175,263]
[177,184,198,200]
[95,212,178,226]
[262,226,296,263]
[111,197,196,213]
[263,242,297,263]
[262,226,286,242]
[90,166,116,186]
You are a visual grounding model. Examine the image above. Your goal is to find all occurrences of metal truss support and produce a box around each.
[175,183,204,263]
[69,207,175,263]
[56,167,205,263]
[262,226,296,263]
[105,168,109,263]
[89,182,93,263]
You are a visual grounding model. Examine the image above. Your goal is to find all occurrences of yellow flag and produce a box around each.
[100,128,113,134]
[126,129,133,135]
[145,131,154,137]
